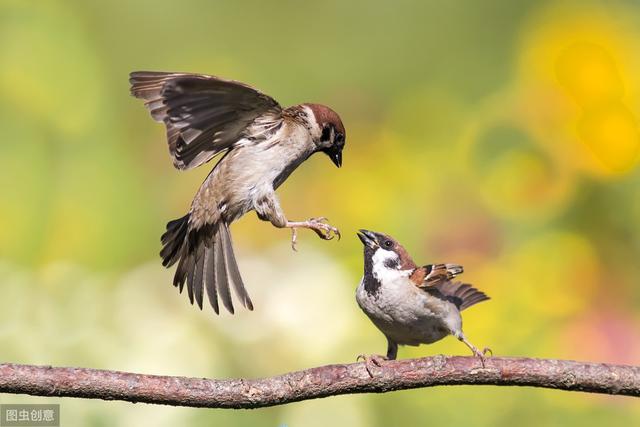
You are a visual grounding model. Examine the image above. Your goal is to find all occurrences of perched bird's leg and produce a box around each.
[285,217,341,250]
[456,332,491,367]
[386,338,398,360]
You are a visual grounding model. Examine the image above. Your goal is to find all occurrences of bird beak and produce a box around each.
[357,229,378,248]
[330,150,342,168]
[323,146,343,168]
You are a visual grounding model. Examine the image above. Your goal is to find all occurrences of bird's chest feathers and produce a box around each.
[359,249,454,325]
[273,127,316,188]
[359,250,418,316]
[251,128,315,192]
[213,137,308,212]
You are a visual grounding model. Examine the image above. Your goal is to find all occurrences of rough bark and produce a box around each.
[1,356,638,409]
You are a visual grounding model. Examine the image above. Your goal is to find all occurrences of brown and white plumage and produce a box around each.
[355,229,490,361]
[410,263,464,288]
[130,71,282,170]
[130,71,346,314]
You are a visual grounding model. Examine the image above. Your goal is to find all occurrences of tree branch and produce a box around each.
[1,357,638,409]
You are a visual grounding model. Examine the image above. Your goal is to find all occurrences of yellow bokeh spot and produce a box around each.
[517,1,640,177]
[556,42,624,106]
[578,101,640,171]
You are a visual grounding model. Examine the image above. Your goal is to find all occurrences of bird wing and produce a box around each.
[411,263,464,288]
[424,281,490,311]
[130,71,283,170]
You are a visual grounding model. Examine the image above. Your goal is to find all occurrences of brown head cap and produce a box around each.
[303,103,345,167]
[357,229,417,270]
[304,103,346,137]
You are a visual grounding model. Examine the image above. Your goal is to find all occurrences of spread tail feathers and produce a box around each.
[160,214,253,314]
[427,281,489,311]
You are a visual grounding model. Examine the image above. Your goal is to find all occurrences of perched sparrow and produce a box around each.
[356,229,490,366]
[130,71,345,314]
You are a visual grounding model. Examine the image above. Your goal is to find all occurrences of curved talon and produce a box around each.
[356,354,387,377]
[471,348,488,367]
[285,217,341,246]
[482,347,493,356]
[307,217,340,241]
[312,228,334,240]
[458,334,490,367]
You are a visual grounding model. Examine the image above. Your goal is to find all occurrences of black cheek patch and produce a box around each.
[384,258,399,269]
[321,125,331,141]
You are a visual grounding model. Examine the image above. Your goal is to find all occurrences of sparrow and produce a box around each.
[355,229,490,368]
[129,71,345,315]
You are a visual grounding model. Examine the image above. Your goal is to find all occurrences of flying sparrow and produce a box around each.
[356,229,490,368]
[130,71,345,314]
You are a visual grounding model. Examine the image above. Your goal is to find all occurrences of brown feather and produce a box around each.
[220,223,253,310]
[129,71,282,170]
[413,263,464,288]
[193,244,205,310]
[203,246,219,314]
[214,230,234,314]
[426,281,490,311]
[186,254,195,305]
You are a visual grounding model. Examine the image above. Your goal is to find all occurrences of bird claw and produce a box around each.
[308,217,341,241]
[471,346,492,367]
[356,354,387,377]
[286,217,341,251]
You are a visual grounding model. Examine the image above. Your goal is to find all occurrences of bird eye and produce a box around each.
[383,240,393,248]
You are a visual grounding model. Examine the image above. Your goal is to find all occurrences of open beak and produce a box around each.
[357,229,378,248]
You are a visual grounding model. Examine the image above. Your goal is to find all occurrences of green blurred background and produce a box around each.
[1,0,640,425]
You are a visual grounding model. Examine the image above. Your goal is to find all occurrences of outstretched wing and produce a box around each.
[130,71,282,170]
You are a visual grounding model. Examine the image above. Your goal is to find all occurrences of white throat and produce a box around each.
[371,248,411,284]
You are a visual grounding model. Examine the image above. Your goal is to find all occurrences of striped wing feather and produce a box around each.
[130,71,282,170]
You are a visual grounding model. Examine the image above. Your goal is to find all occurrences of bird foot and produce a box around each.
[458,333,492,367]
[470,346,492,367]
[307,217,341,241]
[356,354,388,377]
[287,217,341,251]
